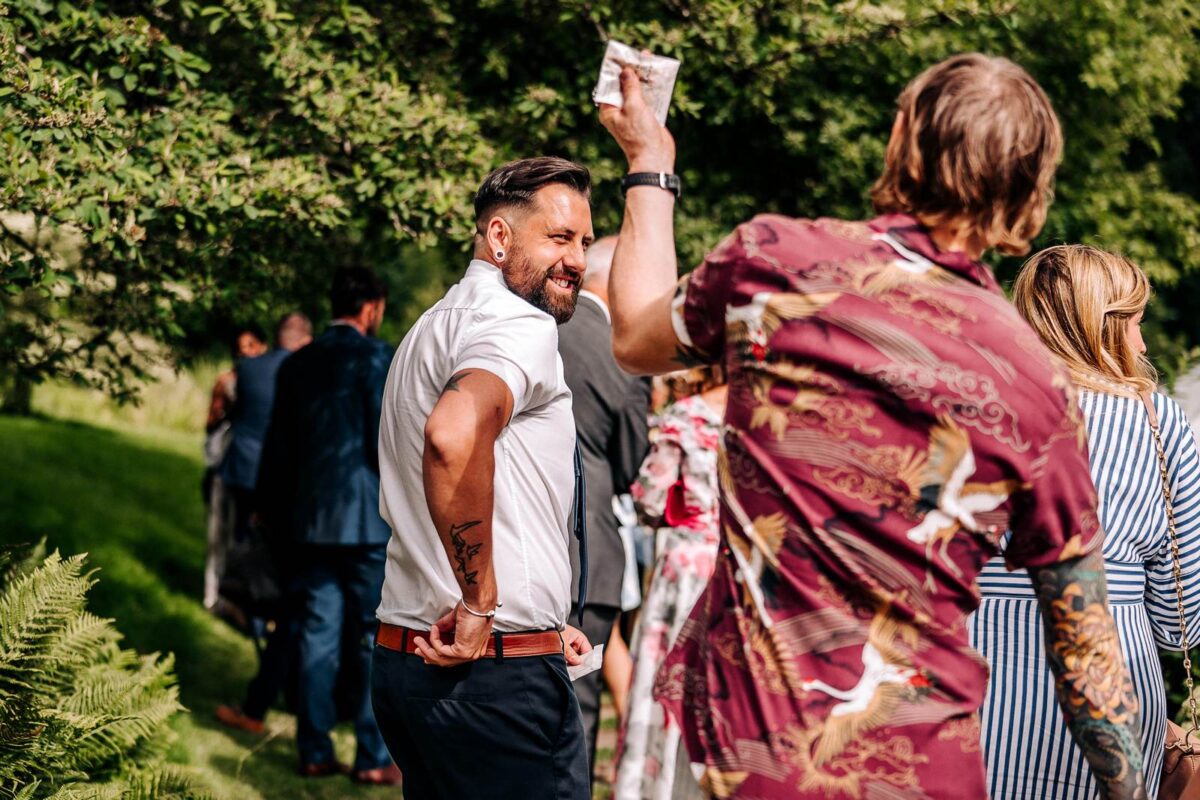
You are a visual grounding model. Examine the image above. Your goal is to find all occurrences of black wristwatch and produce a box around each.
[621,172,682,199]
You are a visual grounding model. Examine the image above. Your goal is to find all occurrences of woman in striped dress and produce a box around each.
[969,244,1200,798]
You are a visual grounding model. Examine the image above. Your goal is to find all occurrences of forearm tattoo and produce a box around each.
[1031,550,1146,799]
[449,520,482,586]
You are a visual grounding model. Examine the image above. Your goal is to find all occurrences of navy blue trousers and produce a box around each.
[295,545,390,771]
[371,644,590,799]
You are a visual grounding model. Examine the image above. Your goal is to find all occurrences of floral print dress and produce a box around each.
[614,393,722,800]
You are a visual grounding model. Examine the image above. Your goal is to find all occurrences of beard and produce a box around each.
[504,247,581,325]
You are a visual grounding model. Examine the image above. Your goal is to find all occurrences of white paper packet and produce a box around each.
[567,642,604,682]
[592,40,680,126]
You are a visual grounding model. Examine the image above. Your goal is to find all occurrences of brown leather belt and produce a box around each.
[376,622,564,659]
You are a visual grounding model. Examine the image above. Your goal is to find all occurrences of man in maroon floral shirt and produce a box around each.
[598,55,1145,799]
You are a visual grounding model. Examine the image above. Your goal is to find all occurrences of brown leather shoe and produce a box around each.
[299,761,350,778]
[214,704,264,735]
[353,764,403,786]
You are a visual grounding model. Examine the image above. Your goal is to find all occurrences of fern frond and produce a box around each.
[0,550,194,799]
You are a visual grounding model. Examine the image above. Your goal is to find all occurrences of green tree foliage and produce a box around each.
[3,0,1199,397]
[0,0,489,403]
[0,544,206,800]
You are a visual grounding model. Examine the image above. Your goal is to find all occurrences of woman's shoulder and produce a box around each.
[1075,386,1141,417]
[1154,391,1199,442]
[1078,388,1196,446]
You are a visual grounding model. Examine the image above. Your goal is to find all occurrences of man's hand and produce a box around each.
[561,624,592,666]
[596,65,688,376]
[413,602,494,667]
[598,66,676,173]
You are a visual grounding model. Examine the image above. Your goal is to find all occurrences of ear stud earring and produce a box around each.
[495,250,505,261]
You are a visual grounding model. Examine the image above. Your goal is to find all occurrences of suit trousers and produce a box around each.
[242,606,299,721]
[371,645,589,800]
[296,544,390,770]
[571,603,619,774]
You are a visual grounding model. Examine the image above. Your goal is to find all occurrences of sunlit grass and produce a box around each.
[32,360,221,453]
[9,363,624,798]
[0,413,398,799]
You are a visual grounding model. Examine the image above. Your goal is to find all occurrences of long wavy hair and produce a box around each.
[1013,244,1156,396]
[871,53,1062,256]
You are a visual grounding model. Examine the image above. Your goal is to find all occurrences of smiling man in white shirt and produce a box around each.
[372,156,595,800]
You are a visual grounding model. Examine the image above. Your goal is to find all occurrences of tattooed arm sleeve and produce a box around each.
[422,369,514,610]
[1028,549,1147,800]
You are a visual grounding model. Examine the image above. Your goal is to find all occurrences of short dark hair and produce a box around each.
[230,323,266,358]
[330,267,387,319]
[473,157,591,231]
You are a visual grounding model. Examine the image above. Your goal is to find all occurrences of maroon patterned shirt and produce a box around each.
[656,214,1100,798]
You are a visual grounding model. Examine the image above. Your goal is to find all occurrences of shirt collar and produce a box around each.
[327,320,363,336]
[868,214,995,289]
[577,290,611,324]
[464,259,561,322]
[466,258,505,283]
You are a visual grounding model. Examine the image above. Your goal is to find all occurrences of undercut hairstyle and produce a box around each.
[1013,244,1156,395]
[329,266,387,319]
[473,157,591,233]
[871,53,1063,256]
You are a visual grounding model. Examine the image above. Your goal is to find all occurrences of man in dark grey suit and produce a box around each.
[558,235,651,771]
[254,267,400,785]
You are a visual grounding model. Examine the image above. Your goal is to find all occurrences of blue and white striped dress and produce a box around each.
[969,390,1200,799]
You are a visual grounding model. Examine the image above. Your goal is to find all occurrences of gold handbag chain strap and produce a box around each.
[1142,391,1200,744]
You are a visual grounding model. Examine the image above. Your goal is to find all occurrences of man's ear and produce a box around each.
[486,215,513,261]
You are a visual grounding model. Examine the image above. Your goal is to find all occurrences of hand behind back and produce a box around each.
[413,602,493,667]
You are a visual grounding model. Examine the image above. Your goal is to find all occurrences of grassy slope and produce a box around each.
[0,414,397,800]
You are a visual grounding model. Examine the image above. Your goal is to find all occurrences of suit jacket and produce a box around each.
[220,348,291,490]
[558,294,651,608]
[257,325,394,547]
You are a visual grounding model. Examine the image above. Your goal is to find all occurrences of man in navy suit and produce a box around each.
[221,315,313,499]
[254,267,400,785]
[219,313,313,543]
[215,313,313,734]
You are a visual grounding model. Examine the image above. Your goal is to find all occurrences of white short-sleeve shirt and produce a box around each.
[376,259,576,632]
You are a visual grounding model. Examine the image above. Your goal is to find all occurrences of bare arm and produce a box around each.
[415,368,512,666]
[1030,549,1146,799]
[600,67,695,376]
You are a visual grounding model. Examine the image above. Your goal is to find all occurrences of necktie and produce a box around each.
[573,440,587,624]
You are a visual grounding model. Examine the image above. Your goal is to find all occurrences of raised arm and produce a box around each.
[599,67,688,376]
[415,368,512,666]
[1029,549,1146,799]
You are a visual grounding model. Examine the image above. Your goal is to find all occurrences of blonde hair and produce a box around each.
[1013,244,1156,396]
[871,53,1063,256]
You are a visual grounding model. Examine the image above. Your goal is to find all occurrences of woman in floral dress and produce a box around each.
[614,367,725,800]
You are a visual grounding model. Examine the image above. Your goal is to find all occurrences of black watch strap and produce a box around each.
[622,172,681,199]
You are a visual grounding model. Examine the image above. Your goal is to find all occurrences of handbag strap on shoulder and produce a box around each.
[1142,391,1200,746]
